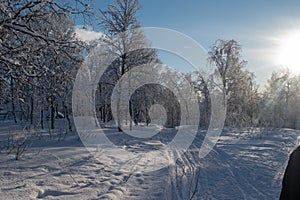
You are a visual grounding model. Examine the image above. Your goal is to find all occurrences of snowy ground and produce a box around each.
[0,121,299,200]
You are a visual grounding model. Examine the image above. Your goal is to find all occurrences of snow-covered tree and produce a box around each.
[0,0,90,129]
[97,0,158,131]
[260,67,300,129]
[208,39,259,128]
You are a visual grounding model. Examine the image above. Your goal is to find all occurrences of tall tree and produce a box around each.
[98,0,158,131]
[208,39,257,127]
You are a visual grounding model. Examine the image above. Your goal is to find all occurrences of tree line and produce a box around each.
[1,0,299,132]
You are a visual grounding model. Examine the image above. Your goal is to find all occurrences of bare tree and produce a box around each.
[98,0,158,131]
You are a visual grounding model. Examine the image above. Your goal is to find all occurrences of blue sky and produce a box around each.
[77,0,300,86]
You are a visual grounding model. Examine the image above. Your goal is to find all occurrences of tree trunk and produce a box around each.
[41,109,44,129]
[10,77,17,123]
[51,100,55,129]
[30,96,34,125]
[63,102,72,132]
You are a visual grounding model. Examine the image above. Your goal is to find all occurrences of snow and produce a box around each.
[0,121,299,199]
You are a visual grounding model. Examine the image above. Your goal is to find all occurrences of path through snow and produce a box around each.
[0,126,299,199]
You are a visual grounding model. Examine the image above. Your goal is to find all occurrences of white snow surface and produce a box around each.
[0,121,299,200]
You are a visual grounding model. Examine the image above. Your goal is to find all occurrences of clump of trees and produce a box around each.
[194,39,300,130]
[204,39,260,128]
[0,0,92,130]
[260,68,300,129]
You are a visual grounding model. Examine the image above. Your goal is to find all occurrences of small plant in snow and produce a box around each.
[7,129,33,160]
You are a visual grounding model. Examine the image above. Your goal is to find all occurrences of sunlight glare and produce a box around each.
[277,30,300,74]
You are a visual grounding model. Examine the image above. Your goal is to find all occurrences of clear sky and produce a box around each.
[77,0,300,86]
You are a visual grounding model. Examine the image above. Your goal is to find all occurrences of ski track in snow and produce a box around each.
[0,124,299,200]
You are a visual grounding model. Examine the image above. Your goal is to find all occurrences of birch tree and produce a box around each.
[208,39,258,128]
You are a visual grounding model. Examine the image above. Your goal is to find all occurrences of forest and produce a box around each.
[1,0,299,132]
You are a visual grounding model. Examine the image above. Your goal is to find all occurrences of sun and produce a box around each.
[276,30,300,74]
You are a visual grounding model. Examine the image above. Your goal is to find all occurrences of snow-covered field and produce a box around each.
[0,121,299,200]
